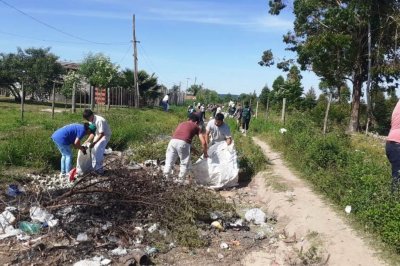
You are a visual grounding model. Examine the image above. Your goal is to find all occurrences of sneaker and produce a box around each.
[59,173,66,178]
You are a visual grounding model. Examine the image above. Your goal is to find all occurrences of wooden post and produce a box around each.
[71,82,76,113]
[20,80,24,121]
[323,94,332,135]
[51,81,56,119]
[255,100,259,118]
[281,98,286,125]
[107,87,111,111]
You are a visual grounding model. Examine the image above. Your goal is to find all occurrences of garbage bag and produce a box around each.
[76,143,93,175]
[192,141,239,189]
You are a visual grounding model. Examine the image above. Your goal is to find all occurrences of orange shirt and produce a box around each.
[387,100,400,143]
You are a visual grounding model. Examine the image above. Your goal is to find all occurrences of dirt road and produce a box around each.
[241,137,385,266]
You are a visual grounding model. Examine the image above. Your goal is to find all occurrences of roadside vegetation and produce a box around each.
[252,109,400,253]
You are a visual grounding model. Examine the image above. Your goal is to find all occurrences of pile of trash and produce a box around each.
[0,145,276,265]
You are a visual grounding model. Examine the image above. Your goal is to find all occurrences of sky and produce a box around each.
[0,0,321,95]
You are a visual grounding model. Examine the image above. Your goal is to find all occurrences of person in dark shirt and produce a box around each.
[163,113,208,181]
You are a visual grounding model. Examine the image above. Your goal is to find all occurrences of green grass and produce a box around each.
[252,110,400,257]
[0,101,265,183]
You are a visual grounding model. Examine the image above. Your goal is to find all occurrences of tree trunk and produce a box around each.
[348,75,363,132]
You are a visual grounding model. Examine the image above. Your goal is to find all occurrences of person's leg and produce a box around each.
[64,145,73,173]
[92,138,108,173]
[163,140,179,177]
[386,141,400,192]
[54,142,71,174]
[177,141,191,179]
[246,119,250,130]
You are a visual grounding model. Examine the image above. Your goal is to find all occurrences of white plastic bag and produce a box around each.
[76,144,93,175]
[192,141,239,189]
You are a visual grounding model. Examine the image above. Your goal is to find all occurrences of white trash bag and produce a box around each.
[192,141,239,189]
[76,144,93,175]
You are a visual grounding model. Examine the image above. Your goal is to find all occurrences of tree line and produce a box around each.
[0,47,167,106]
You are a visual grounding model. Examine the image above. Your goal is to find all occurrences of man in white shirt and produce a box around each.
[206,113,232,146]
[83,109,112,174]
[162,93,169,111]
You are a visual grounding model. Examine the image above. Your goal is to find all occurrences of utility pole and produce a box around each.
[186,78,190,90]
[133,14,140,108]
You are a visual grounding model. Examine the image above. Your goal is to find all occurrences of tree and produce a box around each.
[23,47,64,100]
[302,87,317,110]
[64,70,83,112]
[0,52,24,101]
[187,84,202,96]
[0,48,64,101]
[259,85,271,108]
[79,53,118,109]
[267,0,400,132]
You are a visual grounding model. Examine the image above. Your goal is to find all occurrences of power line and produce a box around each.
[0,30,97,45]
[0,0,129,45]
[117,43,132,65]
[138,42,172,85]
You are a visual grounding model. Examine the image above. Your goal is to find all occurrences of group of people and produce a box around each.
[50,98,249,185]
[163,110,232,182]
[51,109,111,178]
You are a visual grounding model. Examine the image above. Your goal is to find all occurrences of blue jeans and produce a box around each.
[53,140,72,174]
[385,141,400,192]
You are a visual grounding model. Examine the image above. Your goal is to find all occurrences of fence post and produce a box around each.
[323,94,332,135]
[281,98,286,125]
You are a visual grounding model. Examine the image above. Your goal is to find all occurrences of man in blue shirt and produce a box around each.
[51,123,96,177]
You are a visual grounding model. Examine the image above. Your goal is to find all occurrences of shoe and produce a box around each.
[59,173,66,178]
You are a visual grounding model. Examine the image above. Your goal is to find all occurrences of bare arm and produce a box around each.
[199,133,208,158]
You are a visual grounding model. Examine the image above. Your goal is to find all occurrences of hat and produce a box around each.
[88,123,96,133]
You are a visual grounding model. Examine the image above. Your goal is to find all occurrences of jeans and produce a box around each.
[53,140,72,174]
[163,139,191,178]
[162,101,168,112]
[385,141,400,192]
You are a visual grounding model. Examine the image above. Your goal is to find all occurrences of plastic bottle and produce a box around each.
[19,221,41,234]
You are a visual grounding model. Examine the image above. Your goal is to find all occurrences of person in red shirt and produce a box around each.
[163,113,208,181]
[386,100,400,192]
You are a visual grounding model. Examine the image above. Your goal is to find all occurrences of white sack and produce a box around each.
[76,144,93,175]
[192,141,239,189]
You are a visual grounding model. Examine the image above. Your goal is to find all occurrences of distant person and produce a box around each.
[206,113,232,146]
[83,109,112,175]
[241,102,253,132]
[163,113,208,182]
[187,105,195,117]
[211,105,218,118]
[200,104,206,120]
[161,93,169,112]
[51,123,96,178]
[386,100,400,192]
[234,104,243,131]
